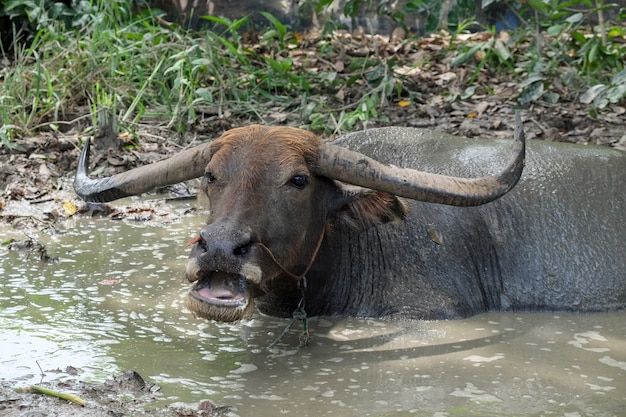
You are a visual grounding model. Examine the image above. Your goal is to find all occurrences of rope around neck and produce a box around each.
[256,227,326,283]
[258,228,326,349]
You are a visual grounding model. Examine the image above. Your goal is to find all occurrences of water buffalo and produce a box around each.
[74,113,626,322]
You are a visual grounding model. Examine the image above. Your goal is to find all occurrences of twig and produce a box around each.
[596,0,606,46]
[36,360,45,377]
[28,385,87,406]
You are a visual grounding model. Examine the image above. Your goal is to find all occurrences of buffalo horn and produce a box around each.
[74,139,212,202]
[314,111,525,207]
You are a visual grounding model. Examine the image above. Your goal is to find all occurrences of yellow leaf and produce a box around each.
[62,201,77,216]
[467,112,478,118]
[398,100,411,108]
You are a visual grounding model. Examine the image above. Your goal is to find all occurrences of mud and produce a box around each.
[0,371,229,417]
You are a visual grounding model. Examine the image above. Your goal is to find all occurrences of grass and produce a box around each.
[1,7,395,142]
[0,1,624,147]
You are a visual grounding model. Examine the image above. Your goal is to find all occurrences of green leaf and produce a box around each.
[191,58,212,67]
[519,74,545,88]
[315,0,335,13]
[580,84,607,104]
[526,0,550,15]
[404,0,429,14]
[543,92,560,104]
[346,74,361,87]
[218,37,249,66]
[195,88,213,102]
[261,29,279,41]
[565,12,583,23]
[611,69,626,85]
[201,15,231,27]
[164,59,184,75]
[451,43,484,68]
[260,12,286,39]
[461,85,478,99]
[549,11,572,21]
[343,0,362,17]
[519,81,544,104]
[606,84,626,103]
[607,27,626,39]
[570,31,586,44]
[493,39,511,62]
[264,56,292,73]
[555,0,584,10]
[593,97,609,109]
[546,24,566,36]
[201,15,248,33]
[588,42,599,64]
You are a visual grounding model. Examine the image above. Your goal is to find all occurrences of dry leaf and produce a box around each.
[427,227,444,245]
[62,201,77,216]
[475,101,490,114]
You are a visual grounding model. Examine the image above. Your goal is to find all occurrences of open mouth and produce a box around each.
[189,271,248,307]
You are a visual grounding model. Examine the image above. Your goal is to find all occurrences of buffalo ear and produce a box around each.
[334,184,408,230]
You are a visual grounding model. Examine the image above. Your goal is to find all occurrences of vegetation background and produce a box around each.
[1,0,624,146]
[0,0,624,207]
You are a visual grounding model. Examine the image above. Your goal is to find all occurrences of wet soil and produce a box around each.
[1,102,623,227]
[0,371,229,417]
[1,29,625,417]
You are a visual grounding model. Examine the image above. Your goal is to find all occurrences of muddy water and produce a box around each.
[1,202,625,417]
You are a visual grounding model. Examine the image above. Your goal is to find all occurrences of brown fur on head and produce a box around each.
[208,125,321,184]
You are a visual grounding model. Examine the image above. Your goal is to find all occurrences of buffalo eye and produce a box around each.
[205,172,217,183]
[289,174,309,189]
[202,172,217,191]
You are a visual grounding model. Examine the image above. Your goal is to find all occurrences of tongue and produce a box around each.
[198,273,245,301]
[198,286,238,300]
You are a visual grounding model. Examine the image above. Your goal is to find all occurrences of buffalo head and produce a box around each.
[74,114,525,322]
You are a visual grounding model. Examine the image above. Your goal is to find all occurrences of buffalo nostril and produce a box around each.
[196,237,208,252]
[233,242,252,256]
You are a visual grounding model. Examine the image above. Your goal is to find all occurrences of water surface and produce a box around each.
[1,202,624,416]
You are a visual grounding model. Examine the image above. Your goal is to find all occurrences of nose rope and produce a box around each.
[257,228,326,350]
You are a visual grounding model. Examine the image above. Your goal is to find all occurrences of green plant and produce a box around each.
[0,124,23,150]
[401,0,479,31]
[3,0,134,34]
[450,27,514,85]
[0,0,170,141]
[519,0,626,107]
[580,68,626,108]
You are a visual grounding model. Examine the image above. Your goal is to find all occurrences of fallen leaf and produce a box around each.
[437,72,457,85]
[475,101,490,114]
[62,201,77,216]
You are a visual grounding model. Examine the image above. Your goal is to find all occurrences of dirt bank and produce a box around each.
[0,371,229,417]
